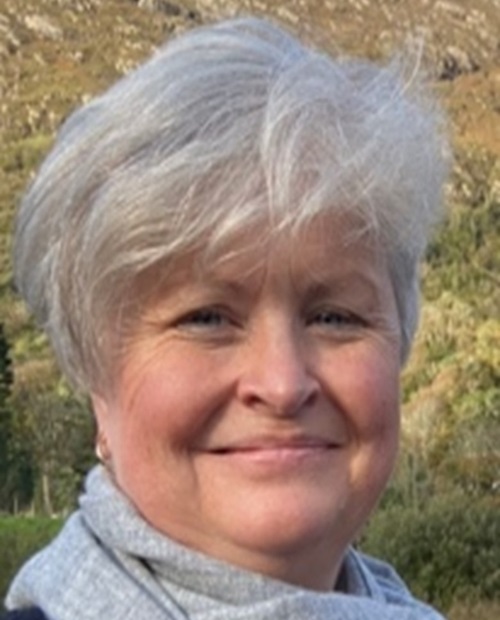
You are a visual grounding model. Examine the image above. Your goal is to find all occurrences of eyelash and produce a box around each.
[177,307,232,329]
[309,309,365,329]
[176,306,365,333]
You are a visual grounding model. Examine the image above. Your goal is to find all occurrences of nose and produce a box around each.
[236,316,319,416]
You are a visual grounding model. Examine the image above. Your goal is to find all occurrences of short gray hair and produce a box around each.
[13,17,448,393]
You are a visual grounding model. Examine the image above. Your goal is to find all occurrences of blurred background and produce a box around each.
[0,1,498,617]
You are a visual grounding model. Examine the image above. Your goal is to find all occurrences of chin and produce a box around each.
[223,488,351,557]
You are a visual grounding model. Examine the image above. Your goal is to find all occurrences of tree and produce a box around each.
[0,323,15,510]
[12,382,95,515]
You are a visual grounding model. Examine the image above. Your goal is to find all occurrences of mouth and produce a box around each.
[203,434,344,456]
[209,438,340,454]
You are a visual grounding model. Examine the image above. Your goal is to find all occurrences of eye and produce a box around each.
[178,308,228,328]
[309,309,364,329]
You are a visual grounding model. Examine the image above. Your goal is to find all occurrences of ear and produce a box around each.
[91,392,116,434]
[91,393,114,465]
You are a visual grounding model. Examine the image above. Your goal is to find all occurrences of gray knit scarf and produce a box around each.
[6,466,445,620]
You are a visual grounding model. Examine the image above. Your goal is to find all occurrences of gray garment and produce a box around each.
[6,466,445,620]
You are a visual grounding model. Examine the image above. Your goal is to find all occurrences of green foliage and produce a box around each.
[0,516,62,605]
[424,197,500,313]
[11,387,96,515]
[361,496,500,610]
[0,324,17,511]
[0,324,12,405]
[402,221,500,497]
[392,305,500,499]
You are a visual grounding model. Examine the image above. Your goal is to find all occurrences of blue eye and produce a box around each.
[177,308,230,330]
[311,310,361,328]
[181,308,226,327]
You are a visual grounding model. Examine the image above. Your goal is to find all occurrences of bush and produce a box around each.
[360,495,500,610]
[447,600,500,620]
[0,517,62,605]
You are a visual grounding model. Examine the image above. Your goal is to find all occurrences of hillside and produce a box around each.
[1,0,499,279]
[0,0,498,511]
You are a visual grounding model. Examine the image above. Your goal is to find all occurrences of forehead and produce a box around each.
[148,213,388,299]
[205,213,383,273]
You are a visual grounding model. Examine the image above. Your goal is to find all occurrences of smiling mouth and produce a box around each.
[205,436,343,456]
[201,440,341,473]
[210,444,338,455]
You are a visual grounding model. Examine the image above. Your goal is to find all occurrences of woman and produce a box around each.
[4,16,448,620]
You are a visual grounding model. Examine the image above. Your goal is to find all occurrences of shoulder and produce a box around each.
[0,609,47,620]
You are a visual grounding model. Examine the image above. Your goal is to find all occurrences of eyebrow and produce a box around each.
[305,269,381,294]
[193,266,384,304]
[302,272,383,309]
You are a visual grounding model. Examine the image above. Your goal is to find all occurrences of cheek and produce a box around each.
[119,372,188,448]
[117,352,226,448]
[339,347,401,441]
[356,357,401,485]
[338,350,401,514]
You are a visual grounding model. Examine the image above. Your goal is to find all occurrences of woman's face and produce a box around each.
[93,217,402,590]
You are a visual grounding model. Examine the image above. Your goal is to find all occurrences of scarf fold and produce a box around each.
[6,466,445,620]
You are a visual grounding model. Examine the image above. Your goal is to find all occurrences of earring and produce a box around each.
[95,431,111,465]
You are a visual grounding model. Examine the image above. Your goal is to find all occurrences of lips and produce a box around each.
[204,434,343,455]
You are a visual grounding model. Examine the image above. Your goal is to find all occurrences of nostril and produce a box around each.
[237,370,320,417]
